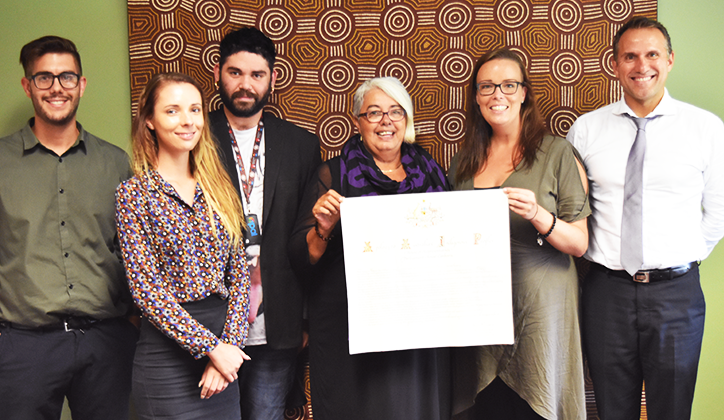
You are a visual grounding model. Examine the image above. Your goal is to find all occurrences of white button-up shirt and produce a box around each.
[567,90,724,270]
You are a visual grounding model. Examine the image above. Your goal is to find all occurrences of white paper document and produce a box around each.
[340,189,514,355]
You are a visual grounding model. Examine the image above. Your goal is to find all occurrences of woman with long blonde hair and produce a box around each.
[116,72,249,419]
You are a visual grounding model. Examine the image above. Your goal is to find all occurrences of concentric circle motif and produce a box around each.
[383,5,416,38]
[603,0,632,22]
[319,115,354,148]
[321,59,356,92]
[380,57,414,88]
[273,56,294,90]
[509,47,530,70]
[319,9,353,44]
[201,44,219,73]
[550,109,578,135]
[154,31,184,61]
[260,8,293,41]
[284,408,305,419]
[601,48,615,77]
[209,94,223,112]
[438,111,466,142]
[264,104,282,120]
[440,2,473,34]
[194,0,227,28]
[440,52,473,84]
[551,52,582,84]
[551,0,582,32]
[150,0,180,13]
[496,0,530,29]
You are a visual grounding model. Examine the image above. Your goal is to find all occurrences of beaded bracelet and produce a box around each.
[315,222,334,242]
[536,212,556,246]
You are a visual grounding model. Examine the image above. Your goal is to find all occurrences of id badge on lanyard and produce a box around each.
[228,120,264,247]
[244,214,262,246]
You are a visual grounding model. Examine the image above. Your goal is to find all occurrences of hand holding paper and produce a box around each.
[340,189,515,355]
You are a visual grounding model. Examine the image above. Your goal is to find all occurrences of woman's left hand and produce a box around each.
[503,186,589,257]
[207,342,250,383]
[503,187,539,220]
[198,361,229,399]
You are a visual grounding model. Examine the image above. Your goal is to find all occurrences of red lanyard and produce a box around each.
[227,120,263,206]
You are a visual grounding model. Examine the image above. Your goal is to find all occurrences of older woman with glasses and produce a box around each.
[448,49,590,420]
[289,77,451,420]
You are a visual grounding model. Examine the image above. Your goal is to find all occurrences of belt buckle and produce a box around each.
[63,319,85,334]
[633,271,650,283]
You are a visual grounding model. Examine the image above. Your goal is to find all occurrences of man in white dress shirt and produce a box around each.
[567,16,724,420]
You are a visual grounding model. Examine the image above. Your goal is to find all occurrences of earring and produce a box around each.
[214,81,219,89]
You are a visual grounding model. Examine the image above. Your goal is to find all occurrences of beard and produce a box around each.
[219,80,272,118]
[32,93,80,127]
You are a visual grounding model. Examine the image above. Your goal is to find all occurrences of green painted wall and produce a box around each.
[0,0,132,150]
[0,3,133,419]
[659,2,724,418]
[0,1,722,419]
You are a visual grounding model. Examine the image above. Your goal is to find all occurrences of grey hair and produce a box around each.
[352,77,416,143]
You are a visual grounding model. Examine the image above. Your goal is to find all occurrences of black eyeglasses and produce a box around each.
[358,107,406,123]
[28,72,81,90]
[476,81,522,96]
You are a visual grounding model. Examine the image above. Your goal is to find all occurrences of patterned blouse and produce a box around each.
[116,170,249,359]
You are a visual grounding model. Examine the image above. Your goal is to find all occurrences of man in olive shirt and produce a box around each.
[0,36,137,420]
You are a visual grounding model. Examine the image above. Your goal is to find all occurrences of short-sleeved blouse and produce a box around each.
[115,170,249,359]
[448,135,590,420]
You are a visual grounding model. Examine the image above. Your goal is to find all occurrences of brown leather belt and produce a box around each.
[592,262,697,283]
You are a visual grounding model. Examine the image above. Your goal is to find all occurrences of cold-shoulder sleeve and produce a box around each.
[550,137,591,223]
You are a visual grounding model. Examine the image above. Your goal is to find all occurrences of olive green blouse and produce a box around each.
[449,135,590,420]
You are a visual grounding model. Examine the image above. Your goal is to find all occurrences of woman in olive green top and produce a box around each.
[449,48,590,420]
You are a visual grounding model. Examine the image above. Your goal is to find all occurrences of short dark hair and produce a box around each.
[218,27,276,70]
[613,17,672,61]
[19,35,83,77]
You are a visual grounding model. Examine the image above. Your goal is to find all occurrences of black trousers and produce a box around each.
[582,264,705,420]
[0,318,138,420]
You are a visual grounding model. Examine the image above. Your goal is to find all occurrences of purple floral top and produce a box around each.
[115,170,249,359]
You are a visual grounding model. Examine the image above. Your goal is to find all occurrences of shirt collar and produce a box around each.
[144,169,203,206]
[21,118,87,153]
[612,88,676,119]
[145,169,176,197]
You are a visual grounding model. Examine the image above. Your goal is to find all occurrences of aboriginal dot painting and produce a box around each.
[128,0,657,169]
[128,1,656,418]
